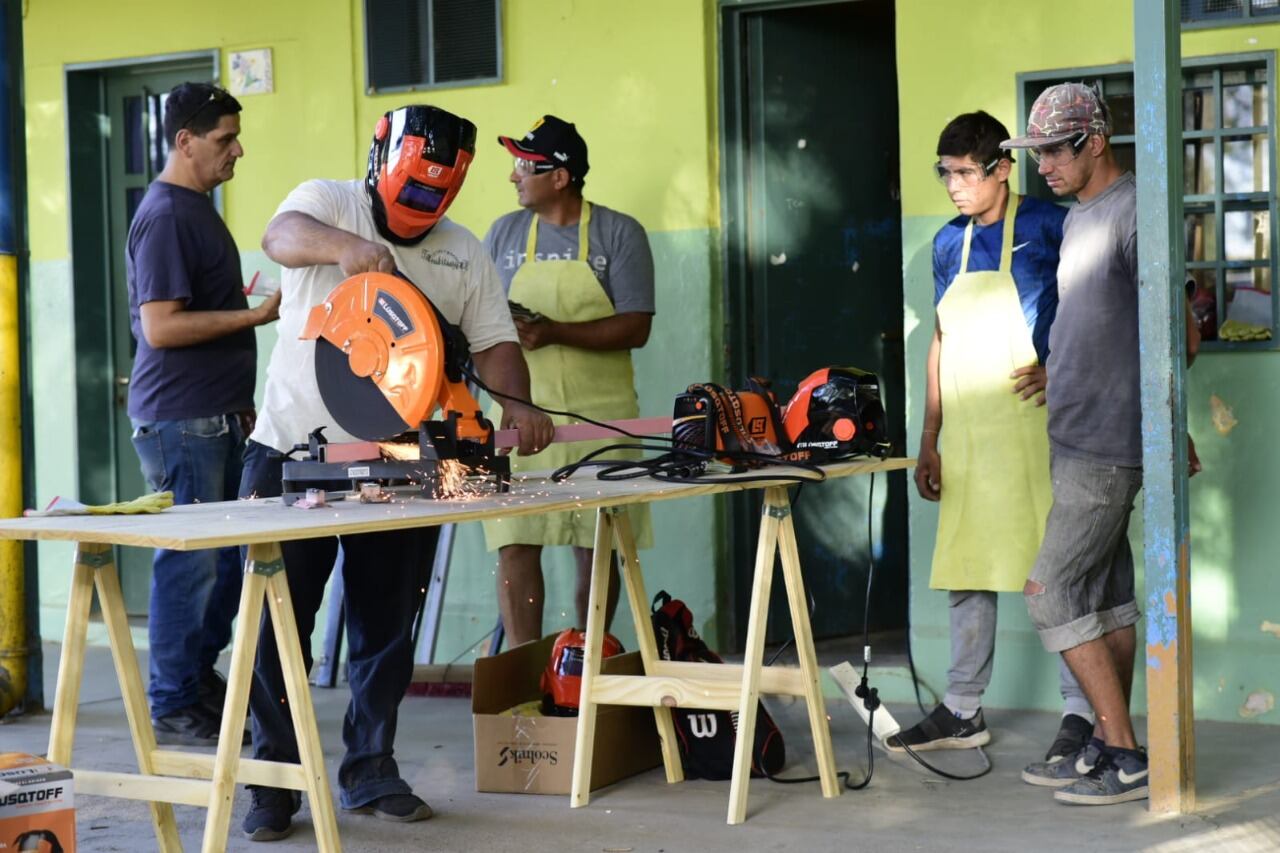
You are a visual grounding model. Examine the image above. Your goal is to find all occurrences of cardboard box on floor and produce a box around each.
[473,634,661,795]
[0,753,76,853]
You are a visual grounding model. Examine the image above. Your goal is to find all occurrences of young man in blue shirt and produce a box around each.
[888,111,1095,771]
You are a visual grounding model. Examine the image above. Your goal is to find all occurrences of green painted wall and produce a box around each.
[20,0,728,659]
[897,1,1280,724]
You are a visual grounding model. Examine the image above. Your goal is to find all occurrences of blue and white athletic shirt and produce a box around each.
[931,195,1067,364]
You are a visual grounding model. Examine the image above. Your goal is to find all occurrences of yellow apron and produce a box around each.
[482,202,653,550]
[929,196,1053,592]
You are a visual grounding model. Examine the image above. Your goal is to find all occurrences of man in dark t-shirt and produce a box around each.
[125,82,280,747]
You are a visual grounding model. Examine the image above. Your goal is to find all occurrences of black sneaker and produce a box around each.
[199,667,251,739]
[343,792,433,823]
[1044,713,1094,761]
[153,704,221,747]
[153,702,250,747]
[885,704,990,752]
[198,668,228,715]
[243,787,302,842]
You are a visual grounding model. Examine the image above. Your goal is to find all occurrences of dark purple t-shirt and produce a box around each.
[126,181,256,421]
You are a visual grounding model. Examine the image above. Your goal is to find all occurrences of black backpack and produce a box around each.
[650,591,785,780]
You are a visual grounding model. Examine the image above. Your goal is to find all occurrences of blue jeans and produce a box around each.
[131,414,246,718]
[239,440,439,809]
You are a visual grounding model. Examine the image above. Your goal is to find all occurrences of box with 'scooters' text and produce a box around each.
[472,634,661,795]
[0,753,75,853]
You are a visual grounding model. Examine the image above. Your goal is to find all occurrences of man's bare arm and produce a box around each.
[471,342,554,455]
[262,211,396,275]
[139,290,280,348]
[515,312,652,352]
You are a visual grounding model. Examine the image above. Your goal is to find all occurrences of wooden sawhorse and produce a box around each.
[570,486,840,824]
[47,541,340,852]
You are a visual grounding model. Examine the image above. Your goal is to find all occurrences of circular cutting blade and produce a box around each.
[315,337,413,441]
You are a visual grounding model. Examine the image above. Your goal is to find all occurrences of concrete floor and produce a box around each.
[3,643,1278,852]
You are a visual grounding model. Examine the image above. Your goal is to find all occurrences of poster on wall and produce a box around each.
[229,48,274,96]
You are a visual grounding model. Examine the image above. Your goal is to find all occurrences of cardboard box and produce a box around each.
[472,634,661,795]
[0,753,75,853]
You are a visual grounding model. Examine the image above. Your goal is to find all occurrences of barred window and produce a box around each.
[1020,55,1278,349]
[364,0,502,93]
[1182,0,1280,27]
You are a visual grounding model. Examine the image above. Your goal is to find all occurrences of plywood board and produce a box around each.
[0,459,912,550]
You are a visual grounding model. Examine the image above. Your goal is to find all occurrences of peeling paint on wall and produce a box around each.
[1210,394,1238,435]
[1239,690,1275,718]
[1261,620,1280,639]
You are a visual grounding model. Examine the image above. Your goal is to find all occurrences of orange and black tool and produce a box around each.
[300,270,494,450]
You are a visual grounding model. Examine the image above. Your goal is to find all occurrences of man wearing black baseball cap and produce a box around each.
[483,115,657,646]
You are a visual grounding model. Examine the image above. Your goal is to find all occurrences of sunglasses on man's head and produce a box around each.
[179,87,237,132]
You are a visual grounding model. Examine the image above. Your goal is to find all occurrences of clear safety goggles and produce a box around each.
[933,157,1003,187]
[1026,133,1090,167]
[513,157,556,177]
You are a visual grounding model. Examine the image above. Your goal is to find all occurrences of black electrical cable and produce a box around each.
[460,364,679,445]
[762,472,879,790]
[460,365,829,487]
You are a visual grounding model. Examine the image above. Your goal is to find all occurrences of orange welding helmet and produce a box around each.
[366,105,476,244]
[783,367,891,461]
[540,628,624,716]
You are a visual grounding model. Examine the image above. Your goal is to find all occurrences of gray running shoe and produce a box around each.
[1044,713,1094,761]
[885,704,990,753]
[1054,747,1149,806]
[1022,736,1103,787]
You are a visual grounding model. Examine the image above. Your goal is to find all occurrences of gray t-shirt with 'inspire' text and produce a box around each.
[1046,172,1141,467]
[482,203,655,314]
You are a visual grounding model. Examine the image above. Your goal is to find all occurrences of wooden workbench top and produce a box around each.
[0,458,912,550]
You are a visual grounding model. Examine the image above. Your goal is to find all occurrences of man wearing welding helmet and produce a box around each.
[239,105,552,841]
[479,115,656,646]
[888,111,1096,768]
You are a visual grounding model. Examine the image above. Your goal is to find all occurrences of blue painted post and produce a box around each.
[1134,0,1195,814]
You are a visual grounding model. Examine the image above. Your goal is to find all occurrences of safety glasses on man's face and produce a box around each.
[933,158,1001,187]
[1027,133,1090,166]
[513,157,557,177]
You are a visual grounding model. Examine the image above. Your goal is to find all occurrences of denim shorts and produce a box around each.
[1025,451,1143,653]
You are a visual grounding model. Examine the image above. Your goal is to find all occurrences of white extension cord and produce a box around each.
[829,661,901,744]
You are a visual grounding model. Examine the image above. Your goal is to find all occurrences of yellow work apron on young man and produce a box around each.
[481,202,653,551]
[929,196,1052,592]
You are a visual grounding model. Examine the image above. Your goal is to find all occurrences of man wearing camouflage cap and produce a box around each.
[1001,82,1198,806]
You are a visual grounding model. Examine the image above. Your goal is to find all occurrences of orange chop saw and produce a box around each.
[280,271,509,503]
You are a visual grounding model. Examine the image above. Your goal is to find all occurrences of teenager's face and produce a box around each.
[938,154,1009,219]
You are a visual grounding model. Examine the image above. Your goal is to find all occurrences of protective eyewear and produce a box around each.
[513,157,556,177]
[179,86,238,131]
[1027,133,1090,166]
[933,157,1001,187]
